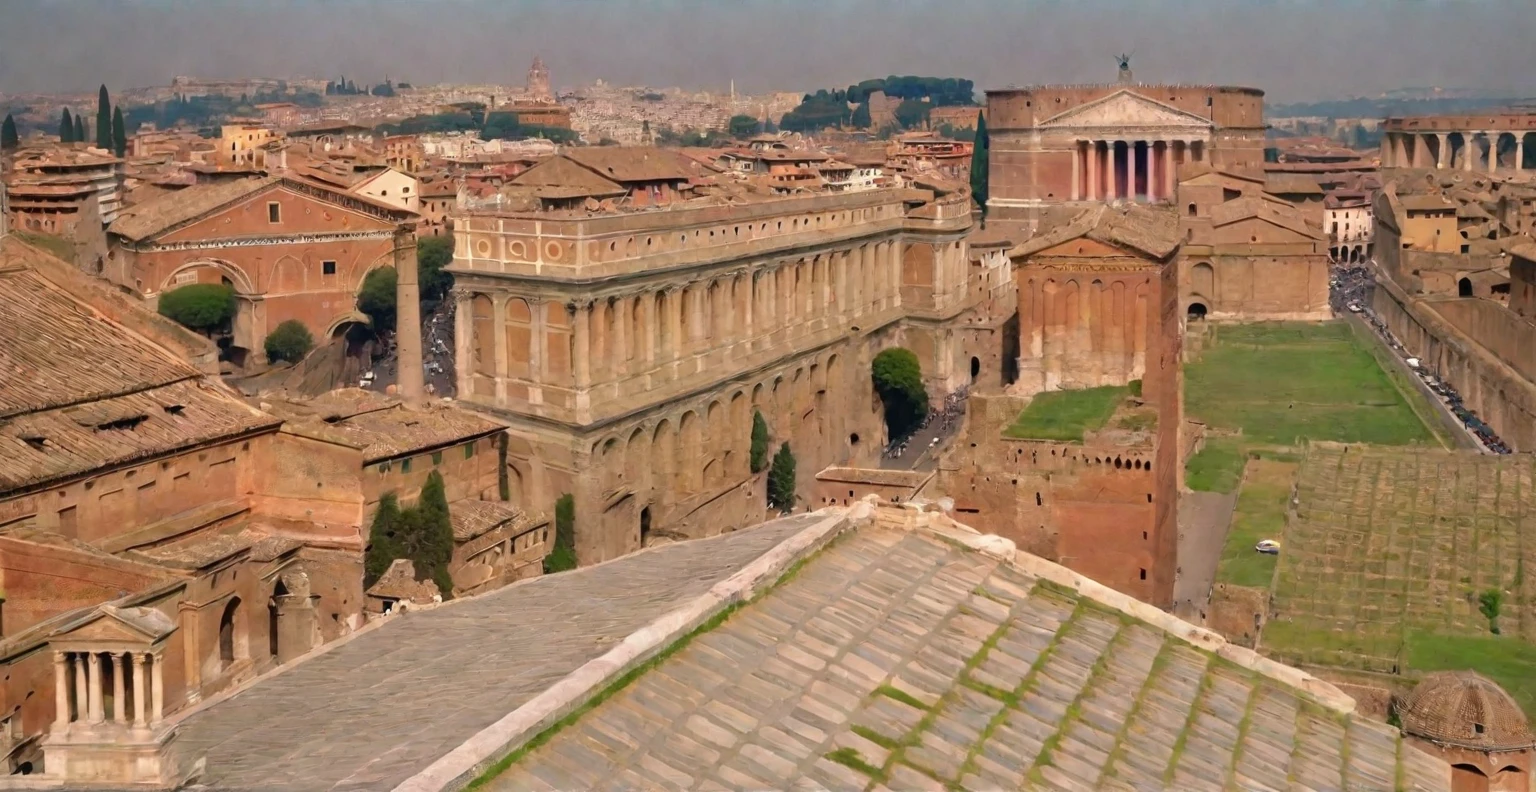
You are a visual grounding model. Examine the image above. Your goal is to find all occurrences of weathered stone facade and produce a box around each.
[448,181,1003,565]
[984,82,1267,225]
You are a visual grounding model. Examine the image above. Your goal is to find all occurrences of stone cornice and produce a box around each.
[123,230,397,253]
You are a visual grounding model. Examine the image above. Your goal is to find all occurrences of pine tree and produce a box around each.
[2,114,19,150]
[767,443,797,513]
[969,111,989,218]
[95,85,112,150]
[111,106,127,157]
[412,471,456,598]
[74,116,85,145]
[750,411,770,473]
[59,108,73,143]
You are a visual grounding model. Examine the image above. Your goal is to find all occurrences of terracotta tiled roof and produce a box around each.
[1264,173,1325,195]
[0,262,198,419]
[1400,671,1535,751]
[561,147,693,183]
[265,388,503,463]
[108,175,280,241]
[1014,203,1180,260]
[1209,196,1326,239]
[510,155,626,195]
[0,379,279,492]
[450,499,534,542]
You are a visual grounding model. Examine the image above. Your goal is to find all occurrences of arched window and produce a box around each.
[220,597,242,668]
[1459,277,1474,298]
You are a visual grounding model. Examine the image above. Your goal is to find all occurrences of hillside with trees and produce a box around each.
[780,75,977,134]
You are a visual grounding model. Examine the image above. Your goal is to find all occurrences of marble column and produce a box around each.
[72,655,88,726]
[1489,133,1500,173]
[1465,134,1476,171]
[572,302,591,388]
[87,652,102,724]
[1087,141,1100,200]
[1164,141,1176,198]
[132,653,147,728]
[1071,142,1082,201]
[1106,143,1118,201]
[1146,142,1158,202]
[453,293,472,399]
[113,653,127,723]
[53,653,69,728]
[150,654,164,724]
[1437,133,1450,169]
[1516,136,1526,172]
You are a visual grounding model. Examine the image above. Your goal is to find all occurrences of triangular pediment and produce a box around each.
[1040,90,1216,130]
[55,605,177,648]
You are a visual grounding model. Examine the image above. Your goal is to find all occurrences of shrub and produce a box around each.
[750,411,770,473]
[767,443,797,513]
[1479,588,1504,634]
[158,283,235,333]
[263,320,314,363]
[544,494,577,573]
[872,347,929,438]
[358,266,397,334]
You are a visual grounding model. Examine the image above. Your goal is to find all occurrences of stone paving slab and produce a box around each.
[482,526,1452,792]
[175,515,821,791]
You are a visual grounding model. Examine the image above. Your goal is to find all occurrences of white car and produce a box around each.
[1255,539,1281,555]
[1347,303,1362,313]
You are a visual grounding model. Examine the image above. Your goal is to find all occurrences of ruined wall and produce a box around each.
[251,432,366,531]
[364,433,504,508]
[1373,280,1536,451]
[0,537,172,635]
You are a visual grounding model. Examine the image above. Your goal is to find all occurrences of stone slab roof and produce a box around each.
[483,517,1451,792]
[108,176,281,242]
[450,499,534,542]
[170,514,820,791]
[262,388,503,463]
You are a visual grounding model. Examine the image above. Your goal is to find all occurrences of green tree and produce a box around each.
[1,114,18,150]
[727,114,760,138]
[416,236,455,303]
[111,105,127,157]
[893,99,930,130]
[59,108,73,143]
[263,319,315,363]
[1479,588,1504,634]
[74,115,85,145]
[750,410,770,473]
[970,112,989,218]
[544,494,577,573]
[357,266,398,334]
[850,101,871,129]
[767,443,797,513]
[763,117,778,134]
[96,85,112,150]
[363,493,405,587]
[411,470,457,597]
[872,347,930,438]
[157,283,236,333]
[641,119,651,142]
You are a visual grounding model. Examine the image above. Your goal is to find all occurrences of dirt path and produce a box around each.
[1174,489,1239,623]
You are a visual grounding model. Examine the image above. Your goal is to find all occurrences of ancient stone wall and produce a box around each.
[0,536,170,635]
[1373,279,1536,451]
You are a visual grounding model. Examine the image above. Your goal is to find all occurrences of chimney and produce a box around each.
[393,227,426,404]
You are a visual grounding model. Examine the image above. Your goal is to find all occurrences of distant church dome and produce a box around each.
[1399,671,1535,751]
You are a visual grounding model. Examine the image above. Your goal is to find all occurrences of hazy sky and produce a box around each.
[1,0,1534,103]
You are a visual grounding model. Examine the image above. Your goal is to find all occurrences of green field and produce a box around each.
[1214,458,1295,588]
[1184,322,1437,493]
[1261,446,1536,717]
[1005,385,1127,442]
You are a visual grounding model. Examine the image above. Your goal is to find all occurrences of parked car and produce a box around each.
[1255,539,1281,555]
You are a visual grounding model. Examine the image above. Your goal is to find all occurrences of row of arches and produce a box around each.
[586,351,857,512]
[465,240,904,388]
[1385,130,1536,172]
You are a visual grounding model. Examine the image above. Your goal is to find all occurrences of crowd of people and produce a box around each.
[1333,264,1512,454]
[882,384,970,461]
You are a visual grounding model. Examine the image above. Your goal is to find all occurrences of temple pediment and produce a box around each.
[56,605,178,648]
[1040,90,1216,131]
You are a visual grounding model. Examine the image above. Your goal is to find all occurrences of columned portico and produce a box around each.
[1071,136,1205,204]
[1381,128,1532,174]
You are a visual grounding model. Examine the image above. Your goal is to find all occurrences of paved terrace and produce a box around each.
[485,526,1451,792]
[174,515,820,791]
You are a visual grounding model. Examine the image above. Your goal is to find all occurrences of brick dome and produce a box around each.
[1399,671,1535,751]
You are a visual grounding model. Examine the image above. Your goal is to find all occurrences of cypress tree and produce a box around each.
[74,116,85,145]
[412,471,456,598]
[2,114,19,150]
[969,111,989,218]
[111,106,127,157]
[59,108,73,143]
[750,410,770,473]
[363,493,405,587]
[767,443,797,513]
[96,84,112,150]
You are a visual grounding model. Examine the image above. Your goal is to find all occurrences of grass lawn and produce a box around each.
[1407,631,1536,720]
[1004,385,1127,442]
[1184,322,1435,447]
[13,231,74,261]
[1214,458,1295,588]
[1185,437,1247,493]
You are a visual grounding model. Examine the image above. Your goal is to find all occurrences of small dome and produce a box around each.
[1399,671,1535,751]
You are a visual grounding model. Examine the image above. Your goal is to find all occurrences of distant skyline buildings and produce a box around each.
[1,0,1534,103]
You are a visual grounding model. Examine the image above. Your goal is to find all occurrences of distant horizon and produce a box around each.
[2,0,1535,104]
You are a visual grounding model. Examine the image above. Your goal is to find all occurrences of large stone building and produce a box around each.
[1398,671,1534,792]
[3,146,124,237]
[1381,111,1536,173]
[105,174,418,365]
[447,151,1003,565]
[983,71,1267,225]
[0,235,545,785]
